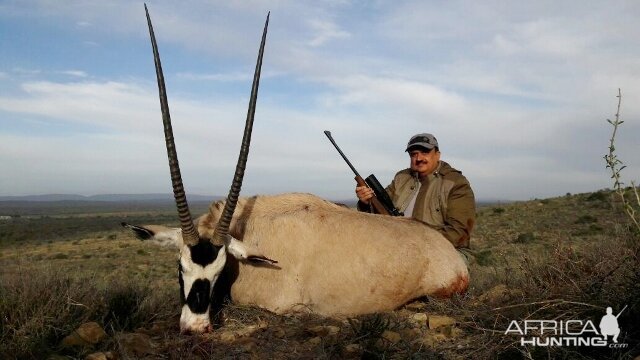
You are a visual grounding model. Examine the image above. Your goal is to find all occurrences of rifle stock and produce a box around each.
[354,175,391,215]
[365,174,403,216]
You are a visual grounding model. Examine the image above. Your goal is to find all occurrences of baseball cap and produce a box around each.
[405,133,438,152]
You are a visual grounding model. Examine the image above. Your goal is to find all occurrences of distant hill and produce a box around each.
[0,194,223,203]
[0,194,511,205]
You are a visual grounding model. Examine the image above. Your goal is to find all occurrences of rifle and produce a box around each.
[324,131,403,216]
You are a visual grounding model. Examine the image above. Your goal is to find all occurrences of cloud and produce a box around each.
[11,68,42,76]
[1,0,639,200]
[0,132,168,196]
[0,81,155,131]
[307,19,350,47]
[176,72,252,82]
[57,70,88,78]
[323,75,466,115]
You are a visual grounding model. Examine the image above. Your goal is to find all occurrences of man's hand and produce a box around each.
[356,185,374,204]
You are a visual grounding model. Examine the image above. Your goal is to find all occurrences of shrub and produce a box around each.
[475,249,494,266]
[0,267,176,359]
[0,268,99,358]
[513,232,535,244]
[586,191,608,202]
[101,282,153,332]
[575,214,598,224]
[347,313,396,358]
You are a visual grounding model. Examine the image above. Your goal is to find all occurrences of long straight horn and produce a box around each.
[213,12,270,245]
[145,4,200,246]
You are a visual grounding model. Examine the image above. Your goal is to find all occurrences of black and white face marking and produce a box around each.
[178,241,227,333]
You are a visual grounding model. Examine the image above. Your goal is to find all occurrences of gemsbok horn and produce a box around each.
[143,4,272,333]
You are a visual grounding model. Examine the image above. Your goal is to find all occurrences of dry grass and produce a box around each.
[1,189,639,359]
[0,266,176,359]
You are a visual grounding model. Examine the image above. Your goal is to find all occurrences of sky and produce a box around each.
[1,0,639,201]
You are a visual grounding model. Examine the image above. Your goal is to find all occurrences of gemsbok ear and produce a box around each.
[121,222,183,248]
[224,235,278,265]
[121,222,154,239]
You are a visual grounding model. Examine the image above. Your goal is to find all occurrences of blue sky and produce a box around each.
[1,0,639,201]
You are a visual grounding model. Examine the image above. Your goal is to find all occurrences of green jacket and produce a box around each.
[359,161,476,248]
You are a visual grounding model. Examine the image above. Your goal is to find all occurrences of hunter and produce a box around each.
[356,133,476,249]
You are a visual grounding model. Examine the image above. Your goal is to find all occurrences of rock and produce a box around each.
[422,332,449,347]
[85,353,105,360]
[62,322,107,347]
[399,328,423,340]
[272,327,286,338]
[404,301,428,311]
[306,336,322,346]
[410,313,429,326]
[85,352,115,360]
[376,330,402,348]
[116,332,155,357]
[256,320,269,330]
[235,324,265,338]
[428,315,456,330]
[307,325,340,337]
[451,327,464,338]
[380,330,401,344]
[219,330,237,343]
[342,343,363,358]
[77,322,107,344]
[62,332,87,347]
[476,284,524,306]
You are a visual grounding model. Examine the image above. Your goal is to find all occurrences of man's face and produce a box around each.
[409,147,441,178]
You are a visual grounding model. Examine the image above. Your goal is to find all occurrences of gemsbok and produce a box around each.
[128,5,469,334]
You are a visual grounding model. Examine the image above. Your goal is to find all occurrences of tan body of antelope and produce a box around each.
[138,5,467,334]
[126,193,469,316]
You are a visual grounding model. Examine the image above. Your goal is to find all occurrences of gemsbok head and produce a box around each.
[143,4,275,333]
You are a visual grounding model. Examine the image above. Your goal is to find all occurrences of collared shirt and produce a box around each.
[383,161,476,248]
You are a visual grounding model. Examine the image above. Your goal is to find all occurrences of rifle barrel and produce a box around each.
[324,130,393,216]
[324,131,361,178]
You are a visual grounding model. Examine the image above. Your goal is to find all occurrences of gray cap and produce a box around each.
[405,133,438,152]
